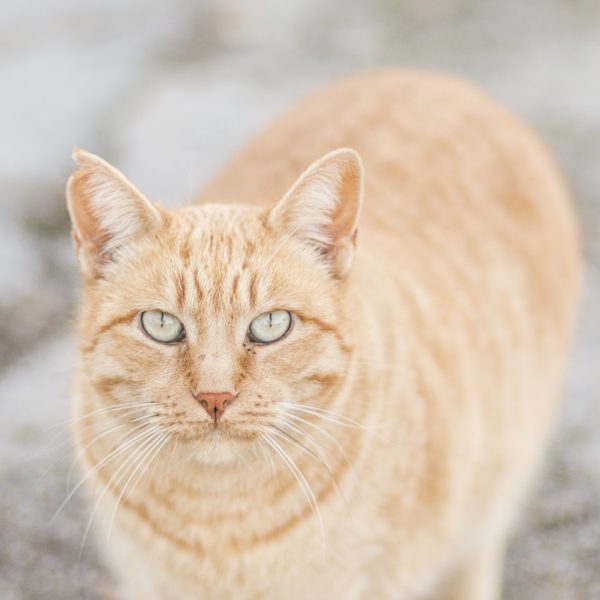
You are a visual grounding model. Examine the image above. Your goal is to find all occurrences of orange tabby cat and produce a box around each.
[67,70,580,599]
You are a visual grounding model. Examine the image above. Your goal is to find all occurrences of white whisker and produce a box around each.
[281,412,350,463]
[34,403,155,464]
[66,414,160,491]
[278,402,365,429]
[270,424,351,516]
[51,401,156,430]
[271,426,331,469]
[105,433,170,543]
[261,431,325,553]
[52,423,163,524]
[66,422,128,490]
[279,402,388,441]
[79,429,165,553]
[256,438,277,479]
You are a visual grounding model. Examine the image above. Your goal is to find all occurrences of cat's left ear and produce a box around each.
[66,149,162,279]
[268,148,363,278]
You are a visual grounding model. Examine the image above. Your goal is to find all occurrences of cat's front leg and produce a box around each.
[439,542,505,600]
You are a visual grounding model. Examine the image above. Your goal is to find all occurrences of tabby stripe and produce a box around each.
[83,310,139,354]
[84,440,354,553]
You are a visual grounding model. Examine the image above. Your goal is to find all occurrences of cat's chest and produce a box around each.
[107,491,383,600]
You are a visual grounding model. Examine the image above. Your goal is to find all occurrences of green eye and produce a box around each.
[248,310,292,344]
[140,311,185,343]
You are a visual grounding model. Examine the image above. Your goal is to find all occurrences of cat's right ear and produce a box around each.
[66,149,162,279]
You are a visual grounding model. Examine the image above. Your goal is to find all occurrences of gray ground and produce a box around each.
[0,1,599,598]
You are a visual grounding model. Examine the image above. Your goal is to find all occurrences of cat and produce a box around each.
[66,70,580,600]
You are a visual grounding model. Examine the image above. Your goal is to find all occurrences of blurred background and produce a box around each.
[0,0,599,598]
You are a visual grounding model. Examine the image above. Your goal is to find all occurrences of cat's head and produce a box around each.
[67,148,363,463]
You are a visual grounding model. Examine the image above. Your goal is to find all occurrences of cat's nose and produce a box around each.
[194,391,237,422]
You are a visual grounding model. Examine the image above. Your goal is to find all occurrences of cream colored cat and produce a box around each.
[66,70,580,600]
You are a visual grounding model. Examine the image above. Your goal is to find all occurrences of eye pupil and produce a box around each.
[140,310,184,344]
[249,310,292,344]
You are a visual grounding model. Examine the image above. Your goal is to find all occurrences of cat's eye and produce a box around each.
[248,310,292,344]
[140,310,185,344]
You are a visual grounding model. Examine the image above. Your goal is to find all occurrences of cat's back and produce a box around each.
[200,69,574,235]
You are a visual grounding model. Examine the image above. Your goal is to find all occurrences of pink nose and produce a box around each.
[195,391,237,422]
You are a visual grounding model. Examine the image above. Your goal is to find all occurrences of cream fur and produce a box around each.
[67,70,581,600]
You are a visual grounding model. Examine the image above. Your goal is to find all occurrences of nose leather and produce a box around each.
[194,391,237,422]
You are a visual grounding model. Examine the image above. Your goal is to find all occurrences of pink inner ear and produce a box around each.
[269,149,363,279]
[66,149,163,278]
[68,170,113,252]
[270,148,363,247]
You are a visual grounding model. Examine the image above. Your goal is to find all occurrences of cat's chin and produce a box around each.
[191,429,255,466]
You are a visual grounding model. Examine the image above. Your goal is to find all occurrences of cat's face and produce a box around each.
[68,149,363,463]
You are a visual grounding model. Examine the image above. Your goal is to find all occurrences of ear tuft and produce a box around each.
[269,148,364,278]
[66,149,161,278]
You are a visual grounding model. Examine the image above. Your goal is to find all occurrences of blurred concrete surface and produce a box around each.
[0,1,599,598]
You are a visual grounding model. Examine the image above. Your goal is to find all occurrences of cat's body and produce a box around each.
[68,71,580,600]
